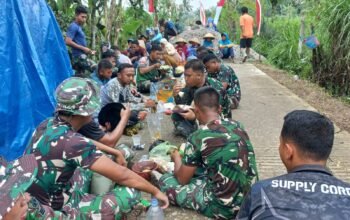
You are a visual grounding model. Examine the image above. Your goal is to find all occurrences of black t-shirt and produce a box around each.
[78,120,105,141]
[237,165,350,219]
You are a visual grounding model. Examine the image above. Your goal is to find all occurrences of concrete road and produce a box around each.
[120,62,350,219]
[232,63,350,182]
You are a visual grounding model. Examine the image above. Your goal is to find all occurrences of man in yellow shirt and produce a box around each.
[239,7,254,63]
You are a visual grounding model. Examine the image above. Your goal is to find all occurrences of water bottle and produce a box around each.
[157,102,164,120]
[150,82,158,101]
[146,198,164,220]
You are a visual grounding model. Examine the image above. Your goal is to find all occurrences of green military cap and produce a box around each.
[0,154,38,219]
[55,77,100,116]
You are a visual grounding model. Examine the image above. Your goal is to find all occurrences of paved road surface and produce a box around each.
[120,62,350,219]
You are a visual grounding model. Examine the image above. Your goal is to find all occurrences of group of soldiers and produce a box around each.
[1,4,350,220]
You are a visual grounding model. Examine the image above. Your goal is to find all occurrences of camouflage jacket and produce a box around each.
[183,118,258,208]
[174,77,231,117]
[24,116,103,210]
[237,165,350,219]
[208,64,241,101]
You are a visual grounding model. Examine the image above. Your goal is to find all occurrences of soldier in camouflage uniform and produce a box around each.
[159,87,258,219]
[203,53,241,109]
[172,59,231,138]
[0,154,40,220]
[24,77,169,219]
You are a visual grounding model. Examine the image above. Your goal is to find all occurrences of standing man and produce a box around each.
[65,6,96,76]
[66,6,95,58]
[239,6,254,63]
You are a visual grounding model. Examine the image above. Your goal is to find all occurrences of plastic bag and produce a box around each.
[304,35,320,49]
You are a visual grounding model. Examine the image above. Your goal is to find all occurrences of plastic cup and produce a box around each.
[132,134,141,149]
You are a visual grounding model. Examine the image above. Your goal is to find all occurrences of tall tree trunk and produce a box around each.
[113,0,123,46]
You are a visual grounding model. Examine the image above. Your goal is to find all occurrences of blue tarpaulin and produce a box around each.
[0,0,73,160]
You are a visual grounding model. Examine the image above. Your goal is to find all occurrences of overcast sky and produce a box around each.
[175,0,218,10]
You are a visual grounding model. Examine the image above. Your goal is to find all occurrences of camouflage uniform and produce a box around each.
[159,118,258,219]
[172,77,231,137]
[208,64,241,109]
[0,154,38,219]
[72,54,96,78]
[24,78,141,220]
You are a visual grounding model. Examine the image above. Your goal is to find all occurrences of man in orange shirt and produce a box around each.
[239,7,254,63]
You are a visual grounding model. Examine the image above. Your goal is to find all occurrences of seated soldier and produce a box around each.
[24,77,169,219]
[158,87,258,219]
[237,110,350,219]
[100,63,155,131]
[137,44,163,93]
[203,53,241,109]
[90,58,113,87]
[128,40,147,68]
[172,59,231,137]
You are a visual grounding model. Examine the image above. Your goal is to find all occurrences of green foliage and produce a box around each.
[217,0,260,42]
[312,0,350,96]
[255,17,312,76]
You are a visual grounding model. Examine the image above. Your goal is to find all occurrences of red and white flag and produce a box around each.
[256,0,262,35]
[200,0,206,26]
[144,0,155,14]
[214,0,225,25]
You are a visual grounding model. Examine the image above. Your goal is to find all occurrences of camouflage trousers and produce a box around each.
[159,173,238,219]
[27,145,141,220]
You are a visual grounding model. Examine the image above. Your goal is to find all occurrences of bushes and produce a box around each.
[255,0,350,97]
[255,17,312,77]
[312,0,350,96]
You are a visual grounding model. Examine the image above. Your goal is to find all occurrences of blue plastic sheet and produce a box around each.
[0,0,73,160]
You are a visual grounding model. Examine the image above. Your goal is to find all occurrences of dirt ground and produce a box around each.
[254,62,350,133]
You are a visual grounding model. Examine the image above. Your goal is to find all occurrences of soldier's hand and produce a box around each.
[173,84,182,97]
[180,109,196,121]
[170,149,181,161]
[153,190,169,209]
[121,103,131,119]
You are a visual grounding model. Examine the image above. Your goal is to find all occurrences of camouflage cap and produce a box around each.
[0,154,37,219]
[55,77,101,116]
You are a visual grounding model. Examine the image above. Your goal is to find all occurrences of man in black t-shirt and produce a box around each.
[237,110,350,219]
